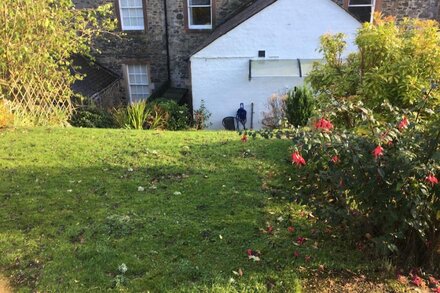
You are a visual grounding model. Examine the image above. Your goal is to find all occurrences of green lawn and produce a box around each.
[0,128,400,292]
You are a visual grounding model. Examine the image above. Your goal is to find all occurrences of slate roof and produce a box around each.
[71,55,120,98]
[192,0,278,55]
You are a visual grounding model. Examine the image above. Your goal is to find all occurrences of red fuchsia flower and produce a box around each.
[429,276,439,286]
[288,226,295,233]
[241,134,248,143]
[246,249,253,256]
[331,155,340,164]
[398,116,409,131]
[266,226,273,234]
[296,236,306,245]
[373,145,384,159]
[412,275,423,287]
[293,251,300,258]
[426,174,439,187]
[292,151,306,166]
[314,117,334,132]
[433,287,440,293]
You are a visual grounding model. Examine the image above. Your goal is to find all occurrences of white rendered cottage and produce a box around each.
[190,0,361,129]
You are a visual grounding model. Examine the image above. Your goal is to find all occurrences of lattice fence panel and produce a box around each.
[0,71,74,126]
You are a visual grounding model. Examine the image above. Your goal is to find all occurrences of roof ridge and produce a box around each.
[192,0,278,56]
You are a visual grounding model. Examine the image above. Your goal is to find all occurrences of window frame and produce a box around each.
[347,0,376,23]
[124,64,151,103]
[117,0,146,31]
[187,0,213,30]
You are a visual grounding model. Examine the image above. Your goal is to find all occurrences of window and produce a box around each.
[250,60,300,80]
[348,0,375,23]
[126,65,150,102]
[118,0,145,31]
[187,0,212,30]
[248,59,324,80]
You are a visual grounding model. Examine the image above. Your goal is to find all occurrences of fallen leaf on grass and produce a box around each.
[232,268,244,277]
[248,255,260,262]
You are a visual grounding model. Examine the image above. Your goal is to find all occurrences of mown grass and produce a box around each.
[0,128,398,292]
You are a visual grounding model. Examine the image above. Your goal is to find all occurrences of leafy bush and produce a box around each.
[152,99,190,131]
[113,101,150,130]
[0,99,14,128]
[308,16,440,111]
[193,99,212,130]
[112,99,190,130]
[127,101,150,130]
[69,106,114,128]
[147,104,168,130]
[285,86,314,127]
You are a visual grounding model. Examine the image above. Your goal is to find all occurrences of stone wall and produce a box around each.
[329,0,440,19]
[381,0,439,20]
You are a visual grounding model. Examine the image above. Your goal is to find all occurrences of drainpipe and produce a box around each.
[163,0,171,83]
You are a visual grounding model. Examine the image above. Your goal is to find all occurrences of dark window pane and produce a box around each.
[190,7,211,26]
[348,6,372,22]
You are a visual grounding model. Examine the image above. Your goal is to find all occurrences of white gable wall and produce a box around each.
[191,0,360,129]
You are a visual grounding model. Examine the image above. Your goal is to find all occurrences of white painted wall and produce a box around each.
[191,0,361,129]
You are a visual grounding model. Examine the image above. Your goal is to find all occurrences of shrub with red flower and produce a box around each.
[288,226,295,233]
[398,116,410,131]
[426,174,438,187]
[241,134,248,143]
[251,93,440,271]
[412,275,423,287]
[373,145,384,159]
[292,151,306,166]
[314,117,334,132]
[331,155,340,164]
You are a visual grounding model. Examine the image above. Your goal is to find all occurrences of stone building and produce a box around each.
[72,0,440,105]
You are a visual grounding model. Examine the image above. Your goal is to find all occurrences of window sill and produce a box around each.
[185,28,213,33]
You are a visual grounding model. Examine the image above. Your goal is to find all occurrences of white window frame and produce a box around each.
[187,0,212,30]
[118,0,145,31]
[125,64,151,103]
[348,0,376,23]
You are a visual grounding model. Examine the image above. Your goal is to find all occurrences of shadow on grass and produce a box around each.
[0,130,385,292]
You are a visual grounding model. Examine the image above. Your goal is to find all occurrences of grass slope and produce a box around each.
[0,128,399,292]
